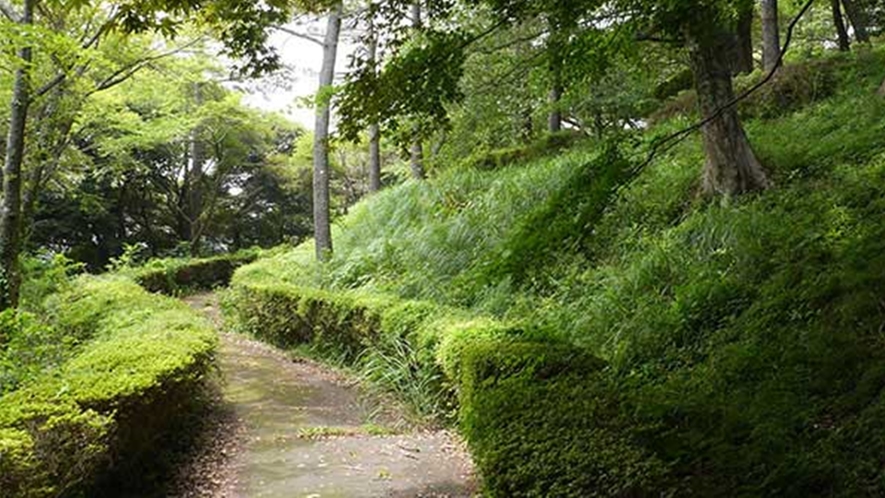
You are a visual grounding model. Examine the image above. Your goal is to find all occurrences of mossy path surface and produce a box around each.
[182,293,475,498]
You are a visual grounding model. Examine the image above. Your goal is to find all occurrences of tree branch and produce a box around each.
[272,25,324,47]
[88,38,205,95]
[31,11,123,100]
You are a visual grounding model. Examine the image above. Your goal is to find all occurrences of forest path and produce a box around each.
[177,292,475,498]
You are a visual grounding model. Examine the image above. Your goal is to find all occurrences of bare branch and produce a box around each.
[272,25,324,47]
[31,9,123,99]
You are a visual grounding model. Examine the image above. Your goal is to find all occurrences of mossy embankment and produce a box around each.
[225,50,885,496]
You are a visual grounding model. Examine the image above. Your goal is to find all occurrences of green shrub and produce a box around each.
[19,252,85,312]
[128,249,260,295]
[0,310,78,395]
[225,279,532,421]
[454,340,669,497]
[460,131,586,171]
[0,277,217,497]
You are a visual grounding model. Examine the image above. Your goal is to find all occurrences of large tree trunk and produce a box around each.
[841,0,870,43]
[313,2,342,261]
[760,0,781,72]
[0,0,34,310]
[731,9,755,75]
[408,2,426,180]
[187,83,205,256]
[832,0,852,52]
[366,17,381,193]
[687,30,769,196]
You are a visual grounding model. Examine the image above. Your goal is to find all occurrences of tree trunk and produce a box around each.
[731,9,754,74]
[408,2,426,180]
[188,83,205,256]
[760,0,781,72]
[0,0,34,310]
[368,124,381,191]
[548,85,562,133]
[547,21,564,133]
[841,0,870,43]
[403,2,426,180]
[832,0,851,51]
[313,2,342,261]
[409,140,425,179]
[367,17,381,193]
[687,29,769,196]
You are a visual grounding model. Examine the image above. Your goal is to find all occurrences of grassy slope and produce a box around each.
[234,50,885,495]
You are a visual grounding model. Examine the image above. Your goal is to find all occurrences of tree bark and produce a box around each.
[687,29,769,196]
[313,2,342,261]
[368,124,381,191]
[760,0,781,72]
[409,140,425,179]
[841,0,870,43]
[831,0,852,51]
[408,2,426,180]
[548,85,562,133]
[366,17,381,193]
[731,9,754,75]
[0,0,34,310]
[547,20,564,133]
[187,82,205,256]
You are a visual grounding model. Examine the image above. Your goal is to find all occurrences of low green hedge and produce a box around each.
[0,277,217,497]
[454,341,669,497]
[131,250,259,295]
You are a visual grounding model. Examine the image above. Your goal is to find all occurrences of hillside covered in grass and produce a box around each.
[228,49,885,496]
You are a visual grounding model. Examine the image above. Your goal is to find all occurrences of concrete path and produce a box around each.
[178,293,475,498]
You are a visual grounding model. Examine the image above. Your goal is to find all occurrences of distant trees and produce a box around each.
[29,60,311,269]
[409,2,427,181]
[0,0,286,309]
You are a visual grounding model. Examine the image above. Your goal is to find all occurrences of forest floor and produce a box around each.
[169,293,476,498]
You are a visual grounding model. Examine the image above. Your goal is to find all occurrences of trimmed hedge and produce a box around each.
[0,277,217,497]
[131,250,259,295]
